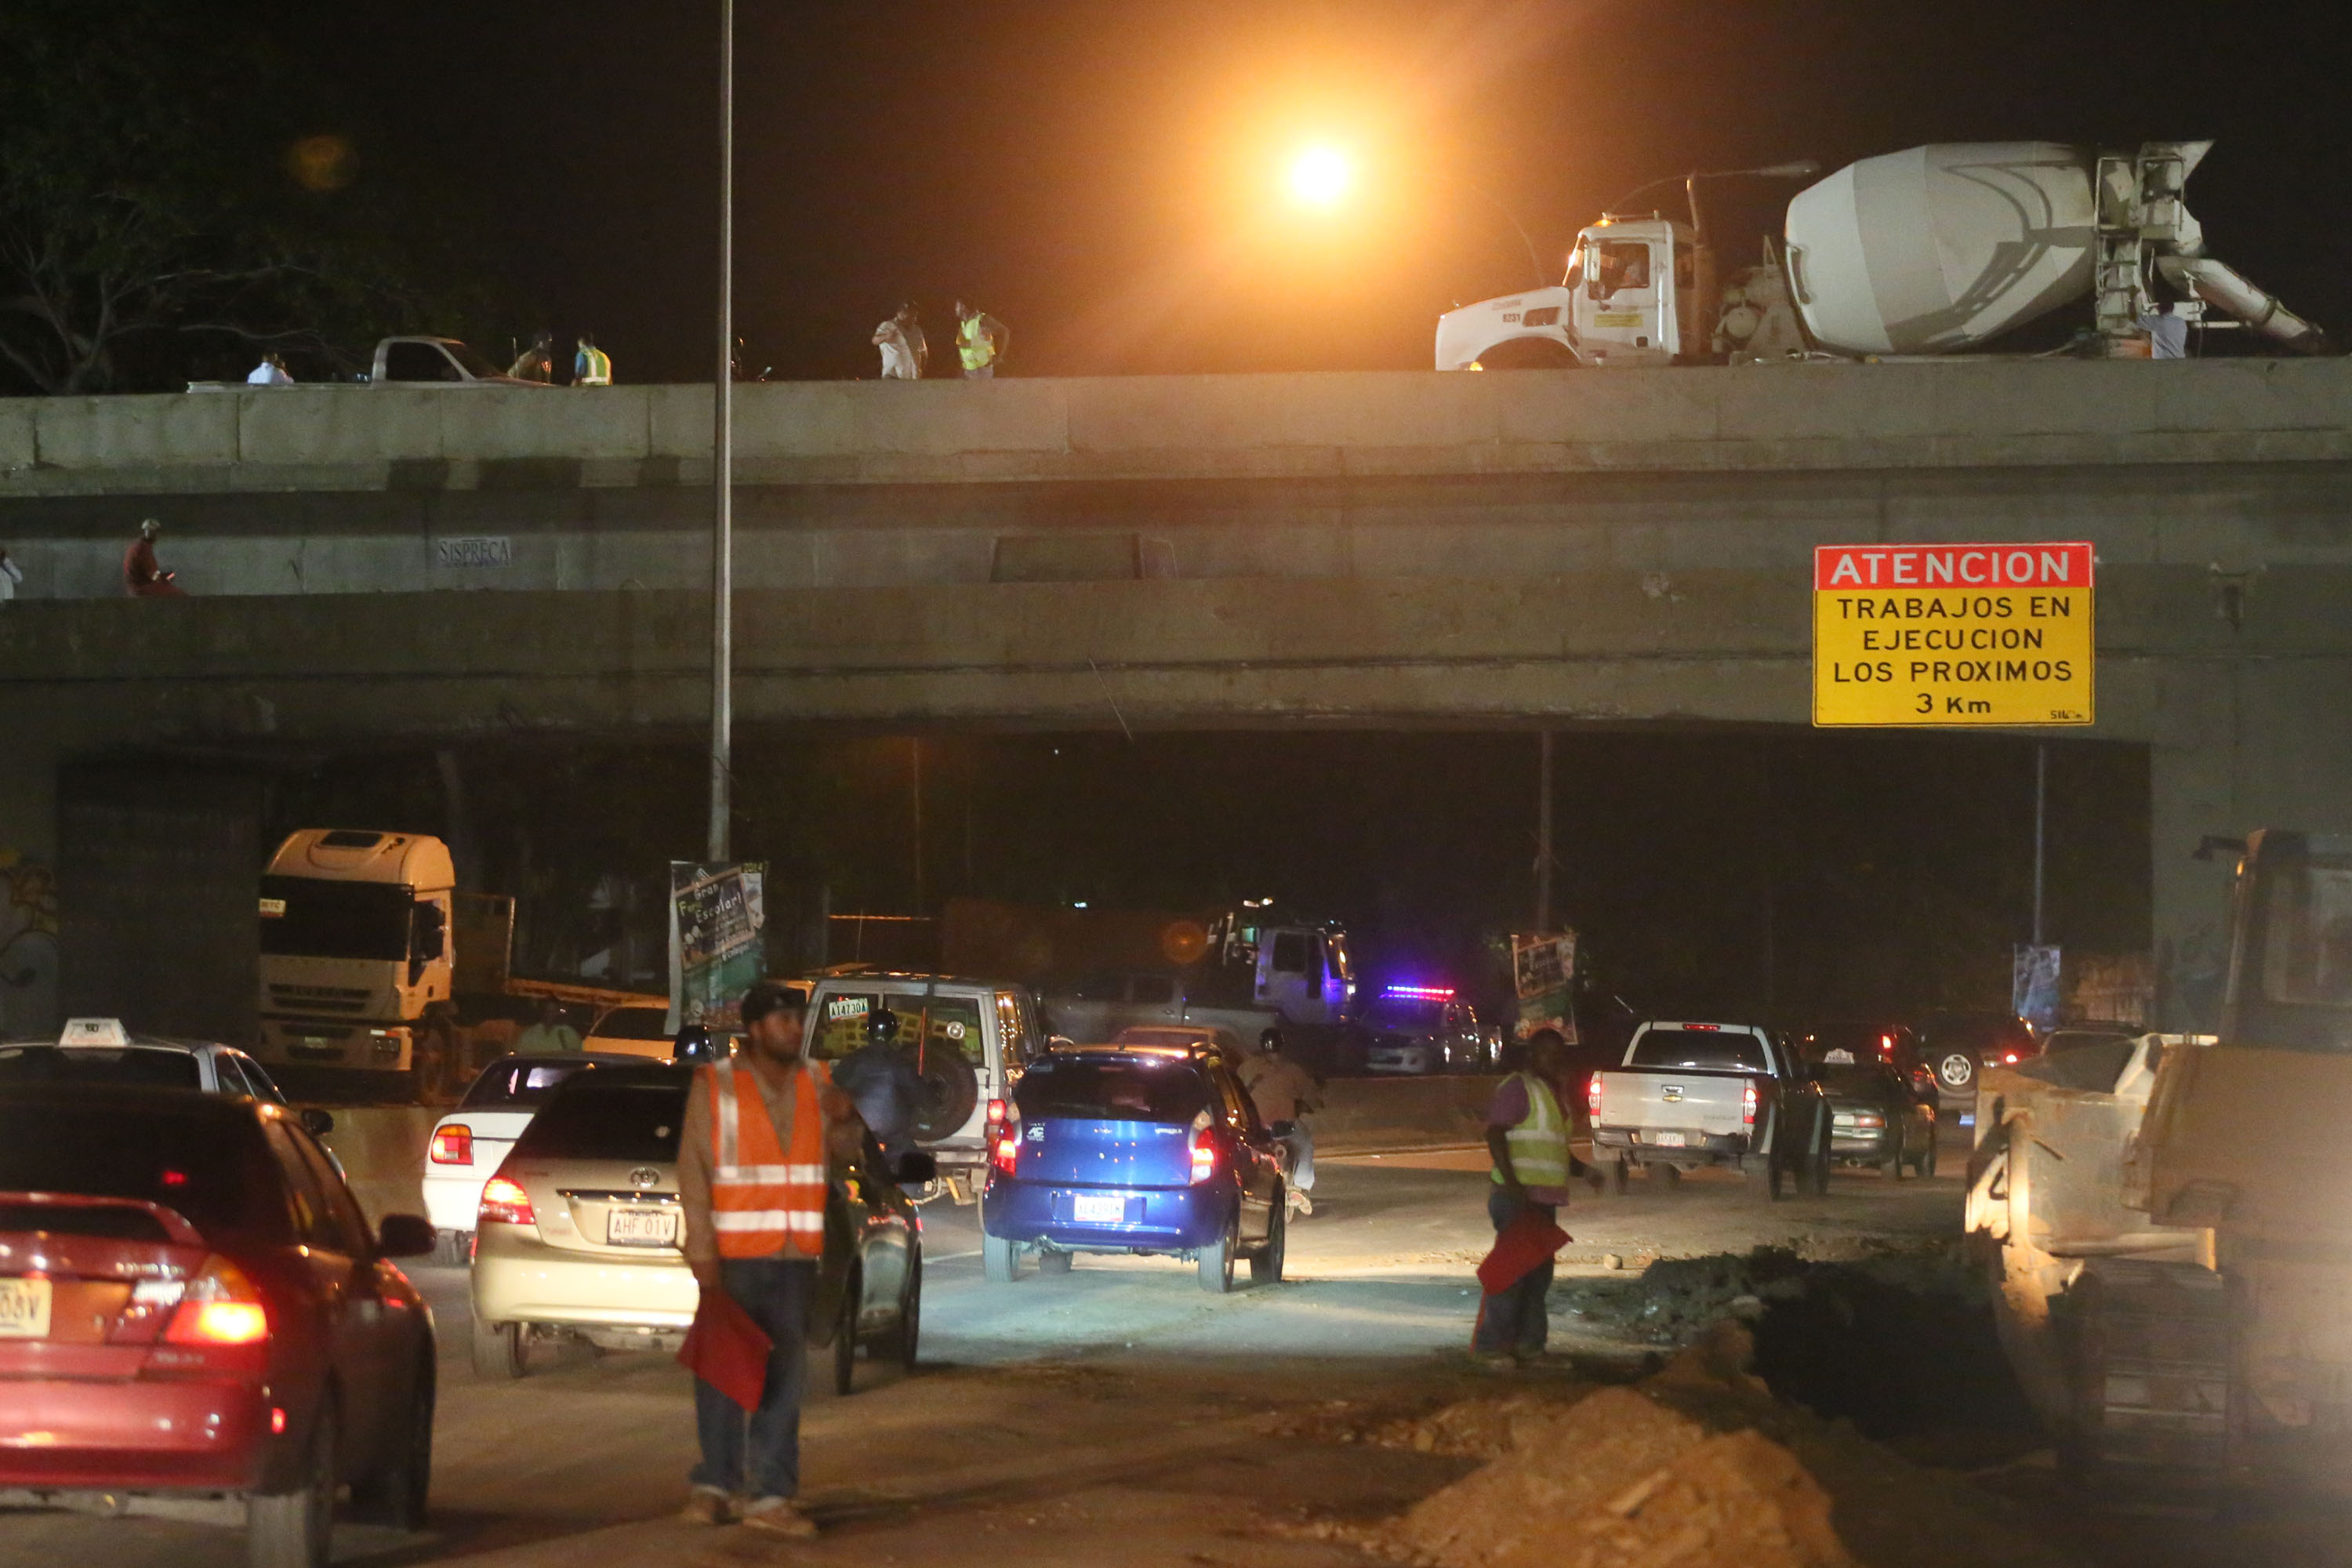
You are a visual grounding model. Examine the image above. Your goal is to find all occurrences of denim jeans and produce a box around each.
[691,1258,816,1499]
[963,363,995,379]
[1276,1123,1316,1192]
[1473,1189,1555,1355]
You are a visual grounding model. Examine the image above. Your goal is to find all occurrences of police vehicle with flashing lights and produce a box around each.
[1359,985,1494,1075]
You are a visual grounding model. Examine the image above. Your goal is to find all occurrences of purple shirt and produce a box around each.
[1488,1074,1570,1206]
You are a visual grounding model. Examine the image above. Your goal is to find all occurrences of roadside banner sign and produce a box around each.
[1813,543,2093,726]
[2013,944,2063,1031]
[1508,930,1577,1044]
[668,861,767,1033]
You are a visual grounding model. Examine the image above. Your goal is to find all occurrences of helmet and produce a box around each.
[672,1024,720,1065]
[866,1009,900,1045]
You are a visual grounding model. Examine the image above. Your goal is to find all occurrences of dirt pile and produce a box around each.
[1345,1321,2080,1568]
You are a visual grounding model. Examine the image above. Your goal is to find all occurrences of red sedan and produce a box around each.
[0,1083,437,1567]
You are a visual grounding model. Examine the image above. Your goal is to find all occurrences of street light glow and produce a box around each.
[1289,144,1352,208]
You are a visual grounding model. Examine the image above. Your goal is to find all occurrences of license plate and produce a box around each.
[0,1278,53,1339]
[1651,1131,1687,1148]
[1071,1193,1125,1224]
[605,1207,680,1247]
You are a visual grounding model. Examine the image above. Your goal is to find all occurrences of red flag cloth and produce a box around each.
[677,1283,773,1412]
[1476,1207,1570,1294]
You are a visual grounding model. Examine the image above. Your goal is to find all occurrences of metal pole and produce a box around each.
[705,0,735,865]
[1535,730,1555,930]
[2032,742,2047,946]
[910,737,926,914]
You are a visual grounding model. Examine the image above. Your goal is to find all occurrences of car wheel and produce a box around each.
[470,1314,525,1380]
[1606,1158,1630,1197]
[350,1355,433,1530]
[893,1247,922,1371]
[247,1399,335,1568]
[1036,1248,1073,1276]
[1197,1218,1236,1294]
[1647,1161,1681,1189]
[1936,1051,1977,1097]
[833,1267,861,1397]
[982,1232,1021,1284]
[1250,1190,1287,1286]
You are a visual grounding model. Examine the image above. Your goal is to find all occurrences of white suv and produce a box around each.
[804,974,1048,1199]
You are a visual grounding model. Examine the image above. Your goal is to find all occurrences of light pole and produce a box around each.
[706,0,735,865]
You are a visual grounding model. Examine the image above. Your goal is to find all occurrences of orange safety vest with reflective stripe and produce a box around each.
[704,1058,832,1258]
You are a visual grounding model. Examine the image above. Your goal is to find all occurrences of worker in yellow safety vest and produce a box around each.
[1477,1028,1602,1366]
[954,299,1010,379]
[677,981,864,1537]
[574,334,612,386]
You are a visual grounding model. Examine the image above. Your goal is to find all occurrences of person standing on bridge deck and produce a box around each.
[507,329,555,383]
[514,997,581,1053]
[573,334,612,386]
[1477,1028,1602,1368]
[0,546,21,603]
[246,352,293,386]
[677,981,865,1537]
[954,299,1008,379]
[872,303,927,379]
[122,518,183,597]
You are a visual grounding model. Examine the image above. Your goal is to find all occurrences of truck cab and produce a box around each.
[256,829,453,1075]
[1434,216,1697,371]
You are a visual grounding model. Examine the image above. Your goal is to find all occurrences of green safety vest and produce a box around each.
[957,316,996,369]
[1491,1071,1570,1189]
[577,345,612,385]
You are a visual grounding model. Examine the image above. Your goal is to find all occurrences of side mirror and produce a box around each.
[891,1151,938,1187]
[376,1213,437,1259]
[299,1107,336,1138]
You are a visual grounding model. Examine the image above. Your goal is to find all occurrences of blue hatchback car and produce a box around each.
[979,1044,1287,1293]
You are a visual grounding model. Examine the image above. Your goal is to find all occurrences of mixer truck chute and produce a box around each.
[1436,140,2330,371]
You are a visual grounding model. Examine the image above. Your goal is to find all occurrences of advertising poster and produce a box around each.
[2013,943,2062,1032]
[669,861,767,1033]
[1509,930,1578,1044]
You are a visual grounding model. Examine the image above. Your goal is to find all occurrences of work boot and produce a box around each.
[679,1487,731,1526]
[739,1497,819,1540]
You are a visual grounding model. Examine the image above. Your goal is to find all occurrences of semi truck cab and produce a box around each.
[256,829,453,1074]
[1434,216,1697,371]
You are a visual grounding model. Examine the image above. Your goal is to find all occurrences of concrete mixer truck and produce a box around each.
[1436,140,2328,371]
[1972,829,2352,1497]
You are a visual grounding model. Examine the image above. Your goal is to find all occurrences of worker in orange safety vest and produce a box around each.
[677,981,864,1538]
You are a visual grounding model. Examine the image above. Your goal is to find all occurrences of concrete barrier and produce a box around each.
[317,1106,437,1227]
[310,1076,1499,1225]
[1312,1074,1501,1154]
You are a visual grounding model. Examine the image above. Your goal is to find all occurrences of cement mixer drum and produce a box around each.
[1784,142,2098,356]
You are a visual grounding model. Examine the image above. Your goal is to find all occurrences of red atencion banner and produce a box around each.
[1814,543,2095,593]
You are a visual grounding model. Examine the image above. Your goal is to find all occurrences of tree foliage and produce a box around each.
[0,1,490,394]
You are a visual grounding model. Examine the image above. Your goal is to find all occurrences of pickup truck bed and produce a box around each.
[1588,1022,1828,1202]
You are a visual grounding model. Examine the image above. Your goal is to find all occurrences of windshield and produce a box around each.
[462,1058,598,1109]
[1016,1058,1209,1123]
[1629,1029,1769,1072]
[2227,836,2352,1051]
[447,340,502,378]
[1817,1065,1897,1098]
[1365,997,1445,1032]
[0,1046,202,1087]
[510,1073,689,1163]
[0,1102,289,1243]
[260,876,412,962]
[589,1006,673,1042]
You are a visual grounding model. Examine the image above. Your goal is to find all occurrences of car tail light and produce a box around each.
[987,1101,1020,1178]
[162,1257,269,1345]
[430,1123,474,1164]
[2002,1051,2019,1065]
[1879,1034,1895,1056]
[1188,1113,1218,1184]
[1853,1112,1886,1130]
[1587,1074,1603,1120]
[478,1176,536,1226]
[1742,1083,1758,1127]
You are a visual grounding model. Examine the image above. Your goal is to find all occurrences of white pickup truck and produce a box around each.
[1587,1021,1831,1202]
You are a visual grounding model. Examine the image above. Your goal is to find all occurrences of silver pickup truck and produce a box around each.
[1588,1021,1831,1201]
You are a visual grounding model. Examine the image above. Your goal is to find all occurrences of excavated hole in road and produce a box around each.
[1558,1242,2044,1468]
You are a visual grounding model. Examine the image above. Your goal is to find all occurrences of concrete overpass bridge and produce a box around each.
[5,360,2352,1018]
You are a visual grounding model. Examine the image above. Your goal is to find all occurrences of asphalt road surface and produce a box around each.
[2,1126,1994,1566]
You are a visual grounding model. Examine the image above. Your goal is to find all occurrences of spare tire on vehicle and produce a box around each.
[911,1051,980,1140]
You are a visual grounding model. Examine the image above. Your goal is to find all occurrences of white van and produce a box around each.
[803,974,1049,1199]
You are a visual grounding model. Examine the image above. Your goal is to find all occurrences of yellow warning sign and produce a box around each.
[1813,543,2093,727]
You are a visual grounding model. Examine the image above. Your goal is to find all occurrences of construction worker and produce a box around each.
[245,352,293,386]
[122,518,183,597]
[574,334,613,386]
[954,299,1010,379]
[1477,1028,1602,1367]
[1239,1028,1323,1216]
[514,997,581,1053]
[677,982,865,1538]
[872,303,927,379]
[508,331,555,383]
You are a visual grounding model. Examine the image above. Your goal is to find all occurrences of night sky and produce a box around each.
[325,0,2352,382]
